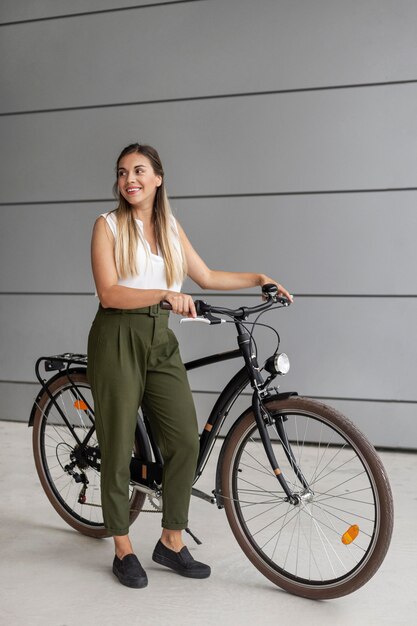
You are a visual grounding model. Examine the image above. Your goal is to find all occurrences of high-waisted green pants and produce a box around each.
[86,304,199,535]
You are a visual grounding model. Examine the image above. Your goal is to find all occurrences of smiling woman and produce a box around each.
[86,141,292,589]
[109,145,187,290]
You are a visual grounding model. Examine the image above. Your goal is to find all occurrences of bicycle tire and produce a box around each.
[32,370,146,538]
[220,396,393,599]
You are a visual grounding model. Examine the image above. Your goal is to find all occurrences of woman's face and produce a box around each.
[117,152,162,208]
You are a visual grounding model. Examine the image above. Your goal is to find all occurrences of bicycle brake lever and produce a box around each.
[180,317,226,325]
[180,317,211,324]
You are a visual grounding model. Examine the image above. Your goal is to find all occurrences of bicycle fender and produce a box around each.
[28,367,87,427]
[214,391,298,507]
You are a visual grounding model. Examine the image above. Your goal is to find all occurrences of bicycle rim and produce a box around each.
[221,397,393,599]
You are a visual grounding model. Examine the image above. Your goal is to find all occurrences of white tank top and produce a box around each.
[99,211,183,293]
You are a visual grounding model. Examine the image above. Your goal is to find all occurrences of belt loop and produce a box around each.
[149,304,159,317]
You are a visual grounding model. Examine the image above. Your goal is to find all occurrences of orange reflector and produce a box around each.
[342,524,359,545]
[74,400,88,411]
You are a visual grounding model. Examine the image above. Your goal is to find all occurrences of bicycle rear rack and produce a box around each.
[40,352,88,374]
[30,353,92,440]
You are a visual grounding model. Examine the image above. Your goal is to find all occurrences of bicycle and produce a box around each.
[29,284,393,599]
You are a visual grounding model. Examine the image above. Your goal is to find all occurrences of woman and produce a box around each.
[87,142,292,589]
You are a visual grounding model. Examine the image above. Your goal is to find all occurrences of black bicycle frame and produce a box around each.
[29,333,305,502]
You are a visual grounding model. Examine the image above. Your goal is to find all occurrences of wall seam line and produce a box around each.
[2,187,417,206]
[0,0,205,27]
[1,79,417,117]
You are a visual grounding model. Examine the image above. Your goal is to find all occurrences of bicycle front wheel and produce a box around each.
[32,370,145,538]
[220,396,393,599]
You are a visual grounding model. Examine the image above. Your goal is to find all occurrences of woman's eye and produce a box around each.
[118,171,126,177]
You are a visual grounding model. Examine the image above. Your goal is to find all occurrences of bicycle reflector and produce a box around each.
[74,400,88,411]
[264,353,290,376]
[342,524,360,545]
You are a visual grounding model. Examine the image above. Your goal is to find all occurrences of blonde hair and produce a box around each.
[110,143,186,289]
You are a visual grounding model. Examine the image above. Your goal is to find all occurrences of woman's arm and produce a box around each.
[91,216,197,315]
[177,220,293,302]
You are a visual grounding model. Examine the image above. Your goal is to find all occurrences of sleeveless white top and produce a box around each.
[99,211,183,293]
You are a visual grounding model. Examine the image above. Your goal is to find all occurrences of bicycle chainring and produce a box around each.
[147,492,163,512]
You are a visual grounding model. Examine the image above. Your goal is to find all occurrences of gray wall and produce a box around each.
[1,0,416,448]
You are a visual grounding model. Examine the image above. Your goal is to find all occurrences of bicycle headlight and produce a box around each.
[264,353,290,376]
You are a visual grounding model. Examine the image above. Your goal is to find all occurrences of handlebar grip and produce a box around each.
[194,299,209,316]
[160,299,210,315]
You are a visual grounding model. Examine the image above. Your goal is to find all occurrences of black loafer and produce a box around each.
[112,553,148,588]
[152,539,211,579]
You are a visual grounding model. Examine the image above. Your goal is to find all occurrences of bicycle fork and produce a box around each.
[252,391,312,505]
[237,322,312,505]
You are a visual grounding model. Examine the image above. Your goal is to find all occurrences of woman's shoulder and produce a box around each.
[98,210,117,235]
[99,209,117,222]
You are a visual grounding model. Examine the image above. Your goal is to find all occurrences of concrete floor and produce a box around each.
[1,420,416,626]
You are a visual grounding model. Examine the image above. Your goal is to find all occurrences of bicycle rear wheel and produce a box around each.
[220,396,393,599]
[32,370,146,538]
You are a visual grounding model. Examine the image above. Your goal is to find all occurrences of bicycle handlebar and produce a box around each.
[160,283,291,320]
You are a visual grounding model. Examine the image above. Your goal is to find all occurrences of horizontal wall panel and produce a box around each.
[0,295,98,384]
[2,383,415,450]
[3,1,417,112]
[0,202,100,293]
[1,294,415,402]
[2,85,417,204]
[0,0,186,24]
[179,192,417,296]
[2,191,417,295]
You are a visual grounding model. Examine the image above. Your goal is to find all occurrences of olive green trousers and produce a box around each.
[87,304,199,535]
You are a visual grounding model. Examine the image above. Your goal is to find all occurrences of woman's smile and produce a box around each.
[126,186,143,195]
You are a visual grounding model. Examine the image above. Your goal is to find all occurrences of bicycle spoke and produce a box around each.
[311,499,375,530]
[309,453,362,488]
[271,500,292,561]
[314,486,373,506]
[243,438,277,475]
[245,501,285,523]
[239,460,275,478]
[237,476,286,502]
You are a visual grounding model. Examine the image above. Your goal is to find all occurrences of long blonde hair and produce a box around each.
[110,143,186,288]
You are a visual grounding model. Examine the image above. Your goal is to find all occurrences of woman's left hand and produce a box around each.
[259,275,293,303]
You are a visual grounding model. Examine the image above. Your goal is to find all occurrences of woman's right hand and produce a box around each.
[163,291,197,318]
